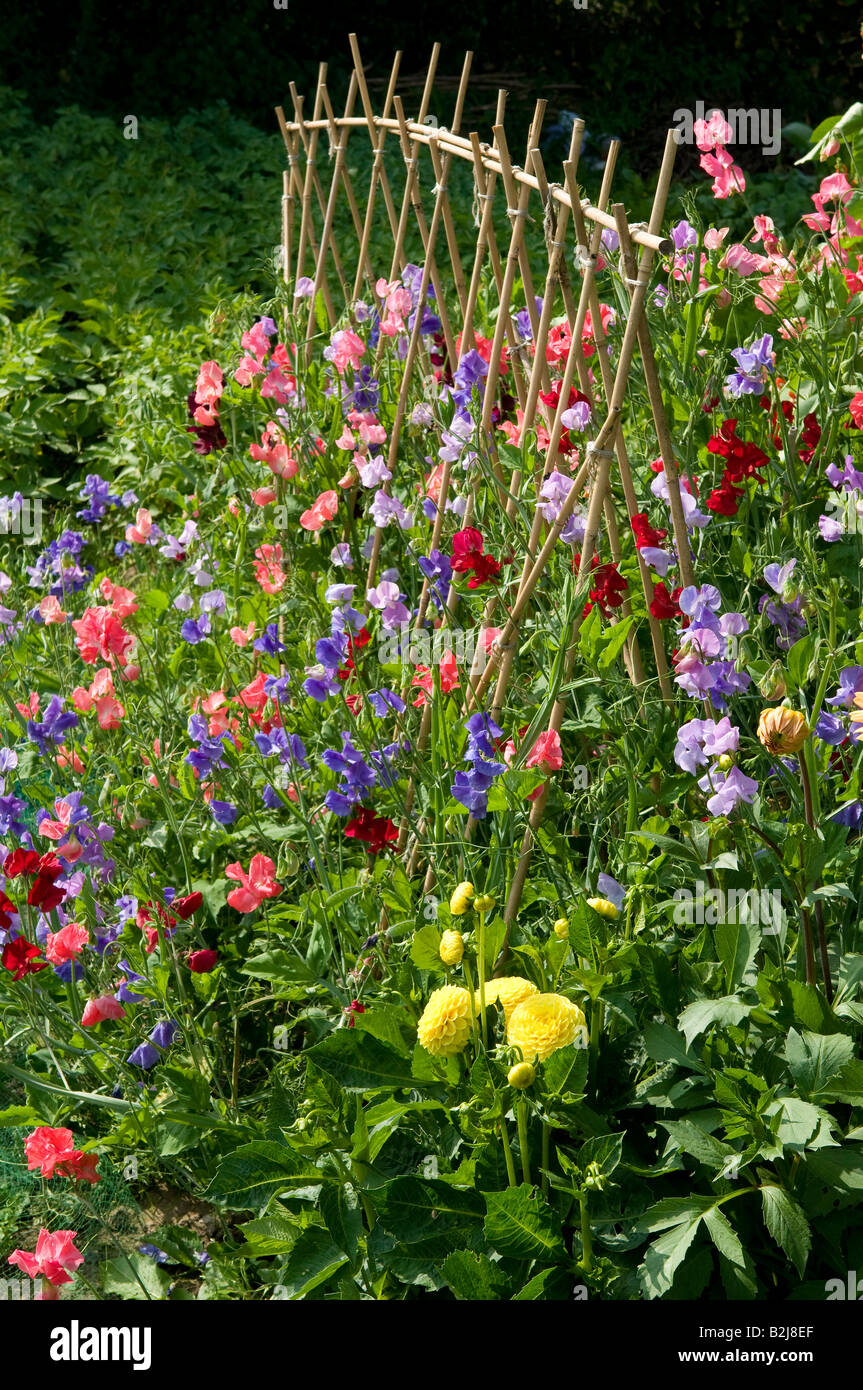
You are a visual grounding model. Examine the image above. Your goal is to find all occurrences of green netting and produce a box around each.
[0,1126,141,1277]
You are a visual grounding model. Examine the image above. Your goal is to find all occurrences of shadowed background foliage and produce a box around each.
[1,0,859,164]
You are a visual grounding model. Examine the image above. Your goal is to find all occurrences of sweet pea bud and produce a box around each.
[758,662,787,702]
[449,881,475,916]
[757,706,809,756]
[474,893,495,913]
[553,917,569,939]
[586,897,619,920]
[439,930,464,966]
[508,1062,536,1089]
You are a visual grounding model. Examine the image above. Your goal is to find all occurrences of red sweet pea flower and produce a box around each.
[707,419,768,483]
[649,582,683,620]
[344,808,399,855]
[172,892,203,921]
[451,529,502,588]
[8,1228,84,1289]
[344,999,366,1028]
[706,475,745,515]
[2,938,48,979]
[630,512,668,549]
[3,849,41,878]
[849,392,863,429]
[188,949,219,973]
[583,561,628,619]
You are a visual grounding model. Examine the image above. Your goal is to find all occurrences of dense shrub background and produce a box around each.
[0,0,859,171]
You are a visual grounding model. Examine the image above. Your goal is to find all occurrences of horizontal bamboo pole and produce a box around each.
[275,113,673,255]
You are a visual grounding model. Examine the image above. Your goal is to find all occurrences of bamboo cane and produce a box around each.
[351,51,403,300]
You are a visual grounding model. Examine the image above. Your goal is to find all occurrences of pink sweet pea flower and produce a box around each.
[81,994,126,1026]
[230,622,256,647]
[25,1128,76,1178]
[253,543,287,594]
[699,146,745,199]
[99,579,138,618]
[251,486,277,507]
[39,596,67,624]
[693,110,732,151]
[235,353,265,386]
[525,730,563,772]
[329,329,366,375]
[45,922,89,966]
[125,508,153,544]
[299,490,339,532]
[8,1229,84,1291]
[225,853,283,912]
[703,226,729,250]
[195,360,223,406]
[720,243,766,277]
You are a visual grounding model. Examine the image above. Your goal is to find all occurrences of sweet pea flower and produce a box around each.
[525,730,563,772]
[225,853,283,913]
[9,1229,84,1292]
[81,994,126,1026]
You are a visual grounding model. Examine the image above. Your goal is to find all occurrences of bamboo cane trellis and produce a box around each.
[276,37,693,952]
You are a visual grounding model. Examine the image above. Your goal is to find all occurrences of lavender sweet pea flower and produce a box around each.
[596,874,625,909]
[814,711,847,746]
[819,513,845,542]
[209,800,238,824]
[725,334,774,397]
[27,697,79,753]
[640,546,675,576]
[181,614,211,644]
[330,542,354,569]
[367,688,407,717]
[827,666,863,708]
[357,456,393,488]
[698,764,759,817]
[833,800,863,828]
[560,400,592,432]
[367,581,410,629]
[254,622,287,656]
[670,220,697,250]
[127,1042,160,1069]
[825,455,863,491]
[149,1020,179,1048]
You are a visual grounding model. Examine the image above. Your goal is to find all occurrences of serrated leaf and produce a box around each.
[760,1186,811,1277]
[440,1250,512,1300]
[678,995,751,1048]
[484,1184,567,1261]
[784,1028,853,1096]
[205,1141,324,1214]
[277,1227,348,1299]
[715,919,759,992]
[305,1030,418,1092]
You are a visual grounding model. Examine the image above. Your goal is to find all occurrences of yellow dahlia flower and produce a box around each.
[508,1062,536,1089]
[449,881,475,916]
[587,896,618,920]
[757,706,809,756]
[417,985,473,1057]
[439,929,464,966]
[507,992,587,1062]
[553,917,569,939]
[477,975,539,1023]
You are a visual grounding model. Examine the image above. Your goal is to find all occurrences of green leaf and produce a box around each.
[440,1250,512,1300]
[543,1045,588,1097]
[277,1227,348,1299]
[100,1252,170,1301]
[205,1141,324,1214]
[597,614,634,671]
[784,1028,853,1095]
[760,1186,811,1277]
[660,1120,733,1170]
[715,919,759,992]
[241,949,315,986]
[374,1177,484,1258]
[319,1183,363,1263]
[410,921,444,973]
[638,1215,703,1300]
[352,1004,413,1056]
[703,1207,746,1271]
[512,1265,576,1300]
[484,1184,567,1261]
[305,1030,418,1092]
[643,1021,707,1074]
[678,995,751,1047]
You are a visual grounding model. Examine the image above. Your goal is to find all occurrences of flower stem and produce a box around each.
[516,1095,531,1184]
[477,908,488,1048]
[499,1101,518,1187]
[541,1121,550,1196]
[579,1191,593,1271]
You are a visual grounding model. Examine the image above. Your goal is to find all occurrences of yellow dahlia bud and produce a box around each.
[507,992,587,1062]
[449,881,475,916]
[508,1062,536,1089]
[586,897,618,920]
[553,917,569,939]
[416,985,473,1057]
[474,893,495,913]
[439,929,464,966]
[478,975,539,1023]
[757,707,809,756]
[715,753,734,771]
